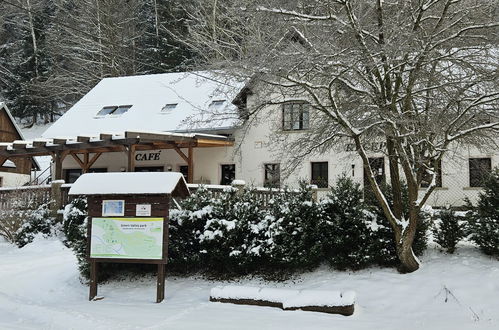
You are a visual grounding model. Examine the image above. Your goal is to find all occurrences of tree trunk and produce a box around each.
[395,207,420,273]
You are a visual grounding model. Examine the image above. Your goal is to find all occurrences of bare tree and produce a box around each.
[184,0,499,272]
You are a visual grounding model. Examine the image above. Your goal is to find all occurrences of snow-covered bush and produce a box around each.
[62,197,89,278]
[170,184,324,277]
[15,203,57,248]
[321,176,376,270]
[432,209,466,254]
[265,184,323,271]
[467,168,499,258]
[168,187,223,272]
[0,189,50,243]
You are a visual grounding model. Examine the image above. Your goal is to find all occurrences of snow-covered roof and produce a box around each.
[42,71,244,138]
[68,172,188,195]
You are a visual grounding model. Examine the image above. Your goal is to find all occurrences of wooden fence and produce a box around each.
[0,182,313,211]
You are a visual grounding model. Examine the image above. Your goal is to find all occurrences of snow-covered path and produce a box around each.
[1,238,498,330]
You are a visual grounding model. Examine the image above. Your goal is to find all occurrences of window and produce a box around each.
[220,164,236,185]
[311,162,328,188]
[420,160,442,188]
[0,177,3,187]
[283,102,310,131]
[469,158,491,187]
[179,165,189,182]
[65,169,82,184]
[96,106,117,116]
[113,105,132,115]
[96,105,132,116]
[264,163,280,188]
[134,166,164,172]
[209,100,226,109]
[65,168,107,184]
[364,158,385,188]
[161,103,178,113]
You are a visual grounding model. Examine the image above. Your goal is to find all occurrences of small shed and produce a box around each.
[69,172,189,303]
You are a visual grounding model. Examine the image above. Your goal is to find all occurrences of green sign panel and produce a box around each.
[90,217,164,259]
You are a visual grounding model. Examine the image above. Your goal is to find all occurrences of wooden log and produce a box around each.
[209,297,354,316]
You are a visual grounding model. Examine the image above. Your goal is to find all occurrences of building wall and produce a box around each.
[0,172,31,187]
[60,146,235,186]
[232,94,498,207]
[57,96,497,207]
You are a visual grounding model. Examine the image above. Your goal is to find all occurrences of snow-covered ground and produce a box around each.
[0,237,498,330]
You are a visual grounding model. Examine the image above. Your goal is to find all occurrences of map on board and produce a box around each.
[90,217,164,260]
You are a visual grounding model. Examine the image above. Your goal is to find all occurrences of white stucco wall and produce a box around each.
[0,172,31,187]
[60,146,236,186]
[56,93,497,207]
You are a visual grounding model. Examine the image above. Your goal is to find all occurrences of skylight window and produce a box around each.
[96,105,132,117]
[97,106,117,116]
[161,103,178,113]
[209,100,226,109]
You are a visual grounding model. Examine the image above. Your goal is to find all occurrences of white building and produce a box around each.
[38,72,497,207]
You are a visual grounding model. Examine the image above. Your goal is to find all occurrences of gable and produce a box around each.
[0,104,24,142]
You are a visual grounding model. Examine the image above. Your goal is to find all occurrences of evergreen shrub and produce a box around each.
[64,177,433,280]
[15,203,57,247]
[432,209,466,254]
[467,168,499,258]
[62,197,90,278]
[321,176,376,270]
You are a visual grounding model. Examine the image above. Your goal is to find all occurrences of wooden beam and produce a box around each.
[171,144,189,164]
[52,151,69,181]
[86,152,102,170]
[188,146,194,183]
[126,145,136,172]
[196,139,234,146]
[12,142,28,149]
[83,153,89,173]
[32,140,48,147]
[70,153,85,169]
[77,136,91,143]
[99,133,113,141]
[53,138,68,145]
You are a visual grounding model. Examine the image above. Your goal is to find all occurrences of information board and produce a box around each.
[90,217,164,259]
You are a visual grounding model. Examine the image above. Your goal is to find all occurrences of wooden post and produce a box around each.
[83,153,89,173]
[157,263,165,303]
[126,145,135,172]
[89,260,98,301]
[53,152,64,180]
[50,180,64,221]
[187,146,193,183]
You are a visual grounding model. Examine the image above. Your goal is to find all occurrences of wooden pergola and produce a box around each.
[0,131,233,183]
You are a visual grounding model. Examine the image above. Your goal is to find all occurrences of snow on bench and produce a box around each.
[210,285,355,316]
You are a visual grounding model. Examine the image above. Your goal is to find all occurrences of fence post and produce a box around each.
[231,180,246,195]
[50,180,65,221]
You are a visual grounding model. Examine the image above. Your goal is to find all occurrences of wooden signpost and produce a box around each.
[68,172,189,303]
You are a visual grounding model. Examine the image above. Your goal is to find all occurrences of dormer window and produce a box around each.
[161,103,178,113]
[209,100,226,109]
[96,105,132,117]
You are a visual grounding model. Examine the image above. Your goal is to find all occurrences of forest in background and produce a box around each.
[0,0,197,126]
